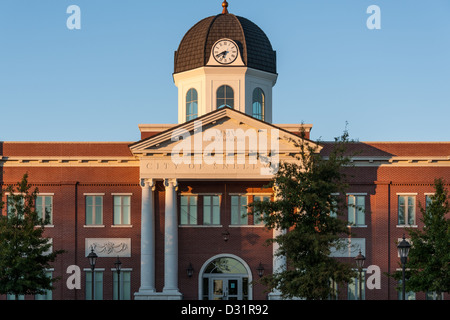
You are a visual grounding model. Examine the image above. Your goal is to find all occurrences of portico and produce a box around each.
[131,108,312,300]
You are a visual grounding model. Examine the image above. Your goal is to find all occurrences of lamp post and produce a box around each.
[114,256,122,300]
[397,235,411,300]
[354,250,366,300]
[87,247,98,300]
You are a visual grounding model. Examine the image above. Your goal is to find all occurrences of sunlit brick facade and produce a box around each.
[1,2,448,301]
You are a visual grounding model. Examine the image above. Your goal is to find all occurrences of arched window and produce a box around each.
[186,88,198,121]
[217,85,234,109]
[252,88,265,120]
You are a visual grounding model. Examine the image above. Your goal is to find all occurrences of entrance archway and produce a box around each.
[198,254,253,300]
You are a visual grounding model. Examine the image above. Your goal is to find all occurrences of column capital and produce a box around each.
[141,178,155,190]
[164,178,178,189]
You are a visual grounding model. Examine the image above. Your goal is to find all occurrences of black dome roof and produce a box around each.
[174,13,277,74]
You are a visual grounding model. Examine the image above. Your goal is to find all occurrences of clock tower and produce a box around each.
[173,1,278,124]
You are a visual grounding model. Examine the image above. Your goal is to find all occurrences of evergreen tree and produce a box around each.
[249,129,357,300]
[0,173,64,299]
[394,178,450,299]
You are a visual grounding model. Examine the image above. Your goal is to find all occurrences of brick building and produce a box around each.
[1,1,448,300]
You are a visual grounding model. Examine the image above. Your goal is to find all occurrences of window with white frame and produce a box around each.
[231,195,248,225]
[113,195,131,225]
[86,270,103,300]
[203,195,220,225]
[252,88,265,120]
[180,195,198,225]
[348,271,365,300]
[426,291,444,300]
[425,193,434,210]
[398,194,416,225]
[397,278,415,300]
[36,195,53,225]
[85,195,103,225]
[348,194,365,226]
[6,194,24,218]
[186,88,198,121]
[252,195,270,225]
[35,271,53,300]
[217,85,234,109]
[113,269,131,300]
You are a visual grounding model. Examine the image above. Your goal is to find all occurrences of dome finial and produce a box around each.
[222,0,229,14]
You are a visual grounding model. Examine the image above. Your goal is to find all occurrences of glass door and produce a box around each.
[227,279,239,300]
[210,278,241,300]
[212,279,224,300]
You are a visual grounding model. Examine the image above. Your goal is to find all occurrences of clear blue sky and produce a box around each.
[0,0,449,142]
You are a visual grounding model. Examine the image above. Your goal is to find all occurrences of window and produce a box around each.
[86,270,103,300]
[113,195,131,225]
[6,195,23,218]
[398,279,415,300]
[328,279,339,300]
[398,195,416,225]
[35,271,53,300]
[217,85,234,109]
[252,88,265,120]
[180,195,198,225]
[203,195,220,225]
[113,270,131,300]
[252,196,270,225]
[231,195,248,225]
[186,88,198,121]
[348,272,365,300]
[36,195,53,225]
[425,194,435,210]
[348,195,365,226]
[86,195,103,225]
[426,291,444,300]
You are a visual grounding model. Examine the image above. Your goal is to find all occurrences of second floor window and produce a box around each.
[231,195,248,225]
[398,195,415,225]
[36,195,53,225]
[348,195,365,226]
[252,195,270,225]
[203,195,220,225]
[113,195,131,225]
[180,195,198,225]
[86,195,103,225]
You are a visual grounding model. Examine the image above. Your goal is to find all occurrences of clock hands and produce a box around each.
[215,50,229,60]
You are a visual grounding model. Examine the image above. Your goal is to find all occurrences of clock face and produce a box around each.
[213,39,239,64]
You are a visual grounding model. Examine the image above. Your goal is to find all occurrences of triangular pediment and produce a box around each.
[129,108,320,180]
[130,107,319,156]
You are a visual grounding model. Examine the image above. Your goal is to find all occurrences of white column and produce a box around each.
[269,184,286,300]
[163,178,182,298]
[272,228,287,273]
[137,178,156,295]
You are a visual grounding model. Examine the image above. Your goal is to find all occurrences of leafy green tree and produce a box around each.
[393,178,450,299]
[249,130,357,300]
[0,173,64,299]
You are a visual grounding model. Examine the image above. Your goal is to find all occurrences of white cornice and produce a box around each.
[0,156,139,167]
[322,156,450,167]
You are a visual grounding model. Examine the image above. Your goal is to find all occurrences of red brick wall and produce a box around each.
[1,141,449,300]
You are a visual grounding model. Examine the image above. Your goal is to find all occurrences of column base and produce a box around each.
[134,291,183,300]
[267,292,283,300]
